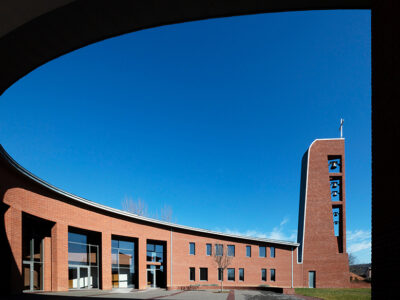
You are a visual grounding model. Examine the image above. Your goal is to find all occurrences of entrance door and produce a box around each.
[23,261,43,291]
[309,271,316,288]
[147,269,156,288]
[69,266,91,289]
[79,267,90,289]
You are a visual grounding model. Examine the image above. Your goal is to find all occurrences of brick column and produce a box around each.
[166,234,171,289]
[51,222,68,291]
[101,232,112,290]
[5,207,22,293]
[138,237,147,289]
[43,236,52,291]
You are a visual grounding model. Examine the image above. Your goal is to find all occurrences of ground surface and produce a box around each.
[6,289,310,300]
[294,288,371,300]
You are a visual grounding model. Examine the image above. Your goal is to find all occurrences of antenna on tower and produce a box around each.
[339,118,344,138]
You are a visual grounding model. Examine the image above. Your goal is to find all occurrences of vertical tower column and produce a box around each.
[297,139,349,288]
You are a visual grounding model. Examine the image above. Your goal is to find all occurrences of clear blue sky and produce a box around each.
[0,10,371,263]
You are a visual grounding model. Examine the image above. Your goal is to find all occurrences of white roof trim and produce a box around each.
[0,144,299,247]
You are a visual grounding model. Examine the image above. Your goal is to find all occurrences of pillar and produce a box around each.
[138,237,147,289]
[101,231,112,290]
[43,236,52,291]
[51,222,68,291]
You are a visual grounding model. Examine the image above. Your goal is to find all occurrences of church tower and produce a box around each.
[297,138,350,288]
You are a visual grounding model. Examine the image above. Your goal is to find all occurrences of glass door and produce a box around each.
[69,267,78,289]
[147,268,156,288]
[69,266,91,289]
[79,266,90,289]
[23,238,43,291]
[309,271,316,288]
[68,237,99,289]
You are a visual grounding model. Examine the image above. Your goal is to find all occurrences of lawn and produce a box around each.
[295,288,371,300]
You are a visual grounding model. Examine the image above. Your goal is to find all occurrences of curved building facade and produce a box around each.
[0,138,349,294]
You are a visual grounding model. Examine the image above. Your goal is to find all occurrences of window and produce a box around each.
[112,238,135,288]
[218,268,223,281]
[270,269,276,281]
[227,245,235,257]
[200,268,208,281]
[189,242,195,255]
[227,268,235,281]
[246,246,251,257]
[206,243,212,256]
[239,268,244,281]
[270,247,275,258]
[189,267,195,281]
[147,243,164,262]
[215,244,223,256]
[261,269,267,281]
[259,246,266,257]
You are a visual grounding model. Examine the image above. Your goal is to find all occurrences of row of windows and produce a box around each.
[189,243,275,258]
[189,267,276,282]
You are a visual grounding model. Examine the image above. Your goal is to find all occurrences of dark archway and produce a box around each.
[1,1,397,298]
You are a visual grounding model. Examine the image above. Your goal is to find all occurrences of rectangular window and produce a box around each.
[227,245,235,257]
[218,268,223,281]
[206,243,212,256]
[146,242,164,262]
[112,237,136,288]
[261,269,267,281]
[189,242,195,255]
[270,269,276,281]
[189,267,195,281]
[259,246,266,257]
[239,268,244,281]
[215,244,223,256]
[246,246,251,257]
[270,247,275,258]
[200,268,208,281]
[227,268,235,281]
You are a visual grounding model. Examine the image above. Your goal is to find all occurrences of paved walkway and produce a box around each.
[7,289,309,300]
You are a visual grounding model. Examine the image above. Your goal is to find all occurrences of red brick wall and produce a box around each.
[171,230,295,288]
[300,139,350,288]
[0,139,350,292]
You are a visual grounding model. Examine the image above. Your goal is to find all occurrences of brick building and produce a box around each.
[0,138,349,294]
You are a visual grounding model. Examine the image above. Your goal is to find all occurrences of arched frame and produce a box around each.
[0,0,398,298]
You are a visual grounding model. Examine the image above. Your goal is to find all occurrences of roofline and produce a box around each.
[0,144,299,247]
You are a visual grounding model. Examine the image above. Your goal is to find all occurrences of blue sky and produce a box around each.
[0,10,371,263]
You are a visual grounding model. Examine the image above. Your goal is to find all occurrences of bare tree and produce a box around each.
[160,204,173,222]
[122,197,175,222]
[213,244,233,292]
[122,196,148,216]
[348,252,357,265]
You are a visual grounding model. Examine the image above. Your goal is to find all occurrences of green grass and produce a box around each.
[295,288,371,300]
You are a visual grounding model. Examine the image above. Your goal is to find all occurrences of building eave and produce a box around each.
[0,144,299,247]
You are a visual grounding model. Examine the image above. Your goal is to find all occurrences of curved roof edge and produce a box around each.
[0,144,299,247]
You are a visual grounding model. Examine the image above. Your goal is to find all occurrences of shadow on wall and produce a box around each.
[0,201,21,294]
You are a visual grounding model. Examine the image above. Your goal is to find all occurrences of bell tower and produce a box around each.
[297,138,350,288]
